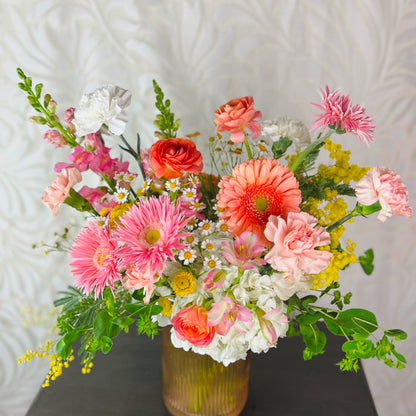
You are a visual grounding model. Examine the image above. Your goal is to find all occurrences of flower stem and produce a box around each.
[243,132,253,159]
[289,129,332,173]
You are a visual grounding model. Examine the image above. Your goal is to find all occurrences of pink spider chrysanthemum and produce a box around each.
[311,86,375,144]
[69,222,121,299]
[217,158,302,247]
[114,195,191,281]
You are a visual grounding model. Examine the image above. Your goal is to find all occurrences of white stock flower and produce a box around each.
[73,84,132,136]
[261,116,311,150]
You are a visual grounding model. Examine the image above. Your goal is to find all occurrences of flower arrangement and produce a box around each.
[16,68,412,386]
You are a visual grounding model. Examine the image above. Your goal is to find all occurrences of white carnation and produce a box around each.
[270,270,313,300]
[261,116,311,150]
[73,84,132,136]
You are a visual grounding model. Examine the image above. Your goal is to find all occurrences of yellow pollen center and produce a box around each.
[255,197,268,212]
[169,182,177,189]
[220,224,228,232]
[184,251,193,259]
[117,192,125,200]
[145,229,161,244]
[206,243,214,250]
[208,260,217,268]
[186,191,194,198]
[186,235,195,244]
[203,223,211,230]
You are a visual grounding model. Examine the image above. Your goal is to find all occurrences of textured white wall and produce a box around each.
[1,1,415,415]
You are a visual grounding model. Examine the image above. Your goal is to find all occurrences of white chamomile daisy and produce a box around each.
[178,248,197,265]
[114,186,129,203]
[216,220,230,234]
[165,178,180,193]
[95,216,107,228]
[204,255,222,269]
[182,187,197,201]
[188,174,200,187]
[183,233,198,246]
[199,219,215,236]
[201,239,216,252]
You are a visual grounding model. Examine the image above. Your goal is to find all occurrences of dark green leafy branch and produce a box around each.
[287,291,407,371]
[17,68,77,146]
[53,284,161,366]
[153,80,181,139]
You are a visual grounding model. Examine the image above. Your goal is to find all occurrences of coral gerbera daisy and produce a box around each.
[217,158,301,247]
[114,195,190,280]
[69,222,121,299]
[311,86,375,144]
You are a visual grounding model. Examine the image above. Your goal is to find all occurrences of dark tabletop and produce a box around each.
[26,325,378,416]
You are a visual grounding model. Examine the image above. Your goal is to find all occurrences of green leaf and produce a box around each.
[100,336,113,354]
[272,137,292,159]
[299,323,326,355]
[337,308,378,335]
[359,249,374,275]
[125,303,163,317]
[296,312,321,326]
[384,329,408,341]
[392,350,407,364]
[342,340,374,359]
[93,311,120,339]
[64,188,97,214]
[56,330,81,359]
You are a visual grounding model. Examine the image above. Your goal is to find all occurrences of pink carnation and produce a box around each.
[41,167,82,216]
[355,167,412,222]
[122,263,155,304]
[214,96,262,143]
[264,212,332,274]
[311,86,375,144]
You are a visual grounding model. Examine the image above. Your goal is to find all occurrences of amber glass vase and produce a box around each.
[161,327,250,416]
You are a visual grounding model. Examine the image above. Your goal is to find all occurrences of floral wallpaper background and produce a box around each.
[0,1,415,415]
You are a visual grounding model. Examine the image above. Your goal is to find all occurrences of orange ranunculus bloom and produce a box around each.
[149,138,203,179]
[214,96,262,143]
[171,305,215,347]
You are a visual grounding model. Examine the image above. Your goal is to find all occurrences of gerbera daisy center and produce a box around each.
[255,197,268,212]
[145,229,161,244]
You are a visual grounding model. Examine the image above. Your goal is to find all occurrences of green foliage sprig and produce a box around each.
[287,288,408,371]
[17,68,77,147]
[53,284,161,364]
[153,80,181,139]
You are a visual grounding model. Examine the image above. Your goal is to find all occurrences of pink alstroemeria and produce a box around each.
[89,147,114,177]
[202,269,227,291]
[222,231,266,270]
[208,297,253,336]
[311,86,375,144]
[258,308,288,345]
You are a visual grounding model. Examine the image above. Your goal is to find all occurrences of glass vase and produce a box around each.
[161,327,250,416]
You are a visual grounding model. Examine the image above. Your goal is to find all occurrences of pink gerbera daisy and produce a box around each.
[217,158,302,247]
[311,86,375,144]
[114,195,190,280]
[69,222,121,298]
